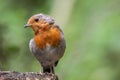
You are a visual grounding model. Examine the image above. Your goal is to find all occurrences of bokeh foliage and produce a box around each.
[0,0,120,80]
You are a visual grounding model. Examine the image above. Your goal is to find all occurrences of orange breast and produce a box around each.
[34,27,61,49]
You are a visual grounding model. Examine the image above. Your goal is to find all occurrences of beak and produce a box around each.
[24,24,32,28]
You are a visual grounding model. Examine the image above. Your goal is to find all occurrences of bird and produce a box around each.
[24,13,66,74]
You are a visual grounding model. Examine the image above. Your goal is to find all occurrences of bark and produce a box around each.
[0,71,58,80]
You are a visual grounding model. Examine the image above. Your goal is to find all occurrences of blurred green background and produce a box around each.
[0,0,120,80]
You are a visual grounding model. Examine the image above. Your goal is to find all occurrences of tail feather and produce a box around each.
[55,60,59,67]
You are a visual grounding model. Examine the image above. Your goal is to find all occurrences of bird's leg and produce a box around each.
[43,67,50,73]
[50,66,54,74]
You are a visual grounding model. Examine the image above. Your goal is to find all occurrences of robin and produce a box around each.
[24,13,66,74]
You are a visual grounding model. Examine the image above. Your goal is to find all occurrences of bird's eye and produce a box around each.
[35,18,39,22]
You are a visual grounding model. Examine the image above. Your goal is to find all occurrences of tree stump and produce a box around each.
[0,71,58,80]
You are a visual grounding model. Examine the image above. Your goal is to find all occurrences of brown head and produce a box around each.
[25,14,61,48]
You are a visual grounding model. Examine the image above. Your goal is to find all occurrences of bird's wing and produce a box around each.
[29,38,43,60]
